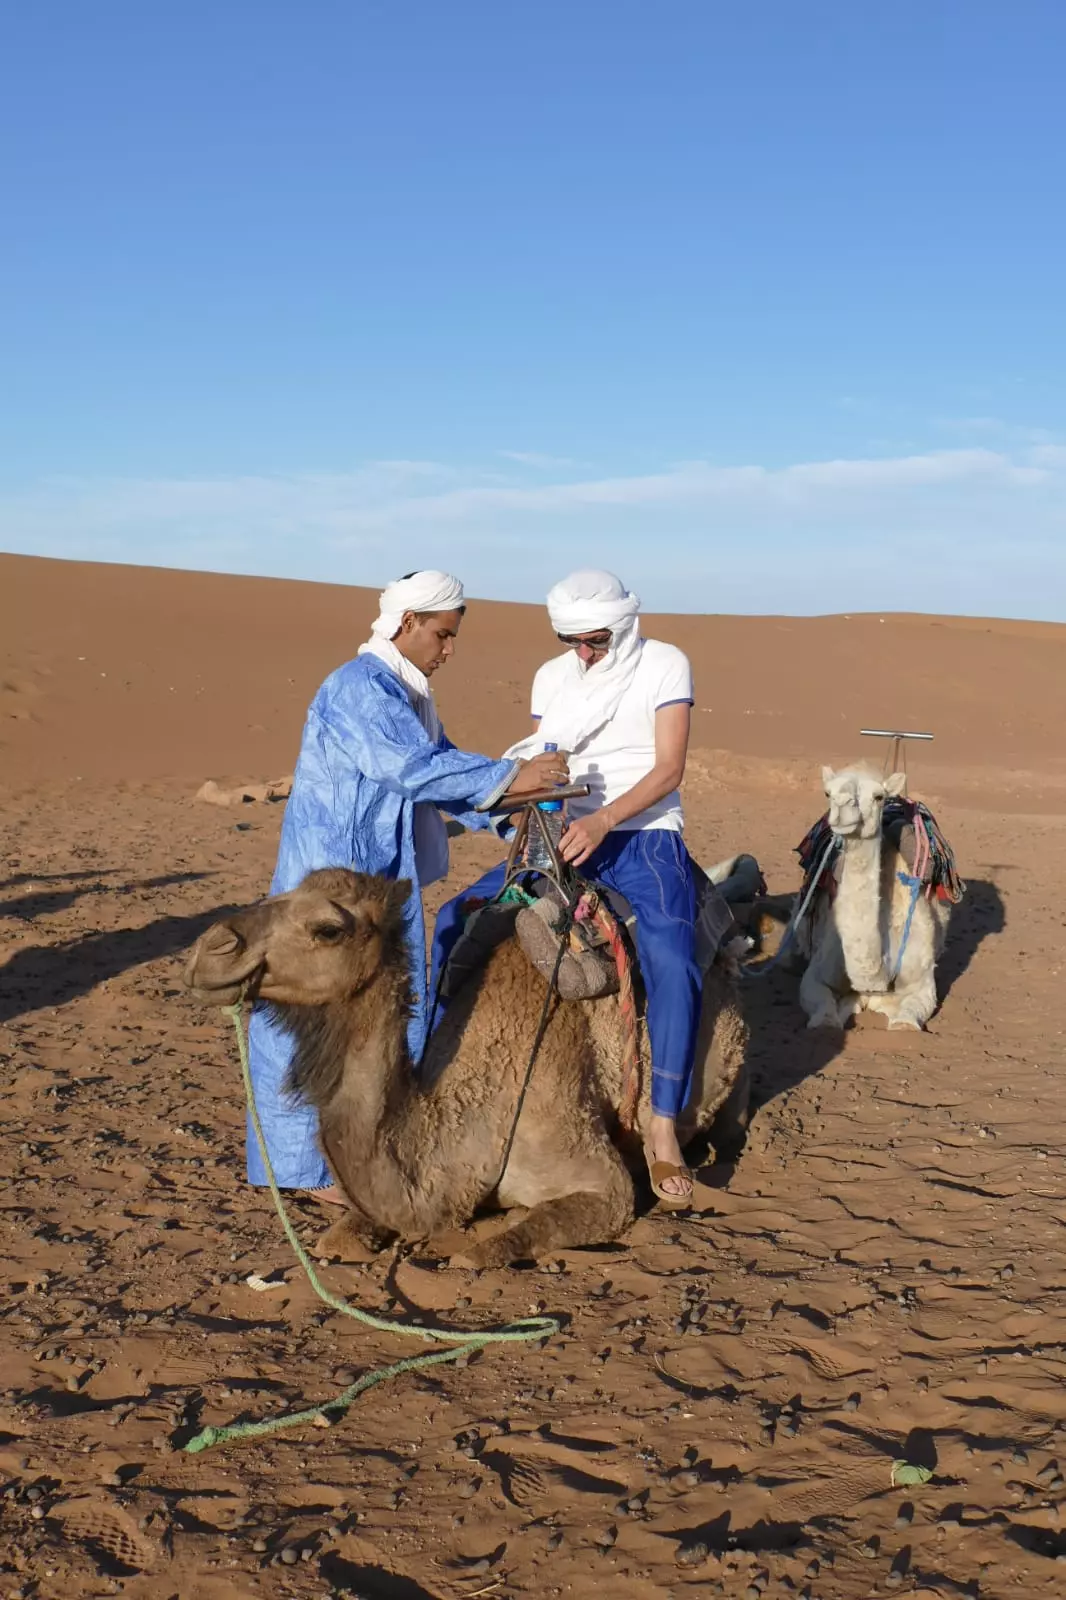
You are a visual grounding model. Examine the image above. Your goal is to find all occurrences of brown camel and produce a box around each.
[184,866,749,1267]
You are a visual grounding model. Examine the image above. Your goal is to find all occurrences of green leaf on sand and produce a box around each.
[891,1460,933,1487]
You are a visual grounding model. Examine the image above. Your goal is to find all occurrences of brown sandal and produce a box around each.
[644,1151,694,1210]
[300,1185,347,1208]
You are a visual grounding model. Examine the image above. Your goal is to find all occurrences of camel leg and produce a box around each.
[707,1058,751,1160]
[458,1151,635,1268]
[886,970,938,1031]
[464,1188,635,1268]
[883,904,940,1031]
[799,965,850,1030]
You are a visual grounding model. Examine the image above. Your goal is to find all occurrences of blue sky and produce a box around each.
[2,1,1064,618]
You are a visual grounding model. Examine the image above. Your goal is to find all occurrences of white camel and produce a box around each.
[796,766,952,1032]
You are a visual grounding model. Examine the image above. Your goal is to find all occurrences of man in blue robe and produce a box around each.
[247,570,567,1197]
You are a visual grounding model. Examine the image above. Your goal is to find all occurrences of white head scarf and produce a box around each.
[357,569,465,742]
[505,569,644,761]
[546,568,641,638]
[369,570,465,645]
[357,570,466,888]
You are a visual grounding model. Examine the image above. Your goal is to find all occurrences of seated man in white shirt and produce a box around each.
[430,569,700,1207]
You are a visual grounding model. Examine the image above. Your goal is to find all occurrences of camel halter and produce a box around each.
[183,990,559,1456]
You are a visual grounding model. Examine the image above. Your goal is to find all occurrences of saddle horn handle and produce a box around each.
[485,783,591,815]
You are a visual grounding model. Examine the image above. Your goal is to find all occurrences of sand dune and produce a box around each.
[2,552,1065,1599]
[3,553,1064,795]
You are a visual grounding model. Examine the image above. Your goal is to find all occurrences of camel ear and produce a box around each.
[885,771,907,797]
[821,765,835,788]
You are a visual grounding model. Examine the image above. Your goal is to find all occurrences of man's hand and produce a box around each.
[559,808,612,867]
[505,751,570,798]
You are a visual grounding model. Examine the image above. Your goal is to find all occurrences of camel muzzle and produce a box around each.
[184,921,267,1006]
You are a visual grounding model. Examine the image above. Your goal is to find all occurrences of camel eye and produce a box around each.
[311,922,346,944]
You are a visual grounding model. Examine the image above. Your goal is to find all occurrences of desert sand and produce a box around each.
[2,551,1065,1599]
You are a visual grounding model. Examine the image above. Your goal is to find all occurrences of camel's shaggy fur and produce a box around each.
[796,766,952,1032]
[185,866,749,1266]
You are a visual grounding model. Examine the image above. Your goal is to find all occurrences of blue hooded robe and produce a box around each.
[247,653,517,1188]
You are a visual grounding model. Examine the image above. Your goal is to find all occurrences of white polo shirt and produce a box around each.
[531,638,694,833]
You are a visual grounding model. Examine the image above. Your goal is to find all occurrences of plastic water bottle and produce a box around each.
[525,742,566,871]
[539,743,564,813]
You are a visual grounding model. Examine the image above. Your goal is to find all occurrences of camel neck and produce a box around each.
[837,831,886,990]
[284,966,412,1134]
[338,970,413,1132]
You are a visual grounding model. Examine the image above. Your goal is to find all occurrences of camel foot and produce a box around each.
[806,1012,844,1031]
[318,1212,391,1262]
[888,1016,924,1032]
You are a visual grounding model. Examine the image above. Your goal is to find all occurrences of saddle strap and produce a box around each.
[582,900,642,1134]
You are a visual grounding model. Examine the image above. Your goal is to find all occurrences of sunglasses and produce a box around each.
[556,630,612,650]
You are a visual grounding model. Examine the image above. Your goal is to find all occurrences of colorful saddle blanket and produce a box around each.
[797,797,965,907]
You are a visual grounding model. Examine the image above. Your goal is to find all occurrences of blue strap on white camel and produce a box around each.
[798,796,965,978]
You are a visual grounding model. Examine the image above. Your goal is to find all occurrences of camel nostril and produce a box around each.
[203,924,243,956]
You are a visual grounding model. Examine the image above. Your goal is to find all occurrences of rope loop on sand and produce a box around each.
[184,997,558,1454]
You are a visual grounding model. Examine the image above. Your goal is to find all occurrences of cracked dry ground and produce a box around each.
[1,780,1064,1600]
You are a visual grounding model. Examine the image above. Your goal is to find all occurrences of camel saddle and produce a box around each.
[440,858,748,1006]
[883,819,932,882]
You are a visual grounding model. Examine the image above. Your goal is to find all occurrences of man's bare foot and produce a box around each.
[645,1113,693,1203]
[300,1184,347,1207]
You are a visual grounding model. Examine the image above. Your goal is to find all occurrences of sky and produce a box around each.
[1,1,1064,619]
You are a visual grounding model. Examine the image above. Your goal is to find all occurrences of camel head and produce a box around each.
[821,765,906,840]
[184,868,412,1008]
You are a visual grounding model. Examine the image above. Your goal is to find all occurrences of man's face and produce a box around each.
[557,628,612,668]
[396,609,463,676]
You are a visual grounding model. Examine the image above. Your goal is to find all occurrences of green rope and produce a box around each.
[497,882,537,908]
[184,998,558,1454]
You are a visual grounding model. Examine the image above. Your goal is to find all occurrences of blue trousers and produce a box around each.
[430,829,702,1119]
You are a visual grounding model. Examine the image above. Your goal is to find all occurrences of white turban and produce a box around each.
[546,569,641,637]
[357,569,466,890]
[370,570,465,641]
[359,568,465,746]
[504,569,645,763]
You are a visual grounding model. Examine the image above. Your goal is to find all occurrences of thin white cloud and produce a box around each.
[1,442,1063,619]
[497,449,584,470]
[324,446,1051,530]
[932,416,1056,447]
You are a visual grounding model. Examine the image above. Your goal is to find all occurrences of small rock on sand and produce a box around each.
[196,776,292,807]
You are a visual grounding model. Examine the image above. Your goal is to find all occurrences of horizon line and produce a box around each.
[4,548,1062,631]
